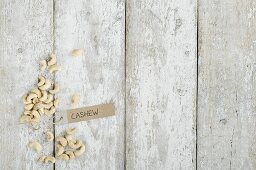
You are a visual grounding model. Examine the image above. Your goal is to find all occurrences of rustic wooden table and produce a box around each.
[0,0,255,170]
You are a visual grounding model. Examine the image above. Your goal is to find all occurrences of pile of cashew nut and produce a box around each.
[20,53,60,125]
[22,52,86,164]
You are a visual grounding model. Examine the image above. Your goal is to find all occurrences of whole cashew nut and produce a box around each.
[49,84,60,94]
[39,79,51,90]
[38,76,46,87]
[74,144,85,157]
[56,136,67,147]
[48,53,57,66]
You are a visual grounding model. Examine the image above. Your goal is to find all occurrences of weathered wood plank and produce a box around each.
[198,1,256,169]
[126,0,197,169]
[54,0,125,169]
[0,0,53,169]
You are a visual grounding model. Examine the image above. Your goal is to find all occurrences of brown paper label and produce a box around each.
[57,103,115,124]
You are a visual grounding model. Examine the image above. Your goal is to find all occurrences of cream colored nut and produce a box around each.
[27,93,37,101]
[56,136,67,147]
[32,98,39,104]
[38,108,45,115]
[45,106,56,116]
[56,144,64,156]
[40,60,47,71]
[28,141,42,153]
[44,102,53,109]
[39,91,47,102]
[44,94,53,103]
[25,103,34,110]
[49,64,61,73]
[71,94,80,105]
[48,53,57,66]
[68,140,83,149]
[38,76,46,87]
[31,88,42,98]
[33,102,44,110]
[23,111,31,115]
[65,151,75,160]
[44,156,55,163]
[64,134,72,141]
[59,153,69,160]
[22,94,31,104]
[20,115,31,123]
[66,128,76,135]
[45,131,54,142]
[74,144,85,157]
[38,155,46,163]
[53,99,60,108]
[31,110,40,119]
[49,84,60,94]
[39,79,51,90]
[71,49,84,57]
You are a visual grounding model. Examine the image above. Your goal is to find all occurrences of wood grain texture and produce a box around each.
[54,0,125,169]
[198,1,256,169]
[126,0,197,169]
[0,0,53,169]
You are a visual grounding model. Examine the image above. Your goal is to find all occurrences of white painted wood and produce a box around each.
[198,0,256,169]
[126,0,197,169]
[0,0,54,169]
[54,0,125,169]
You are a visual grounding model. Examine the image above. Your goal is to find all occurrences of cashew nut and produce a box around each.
[44,156,55,163]
[71,49,84,57]
[38,108,45,115]
[64,134,73,141]
[39,79,51,90]
[32,97,39,104]
[27,93,37,101]
[74,144,85,157]
[30,110,40,122]
[56,136,67,147]
[59,153,69,160]
[22,94,31,104]
[25,103,34,110]
[49,84,60,94]
[40,60,47,71]
[65,151,75,160]
[53,99,60,108]
[66,128,76,135]
[23,111,31,115]
[38,76,46,87]
[33,102,44,110]
[31,88,42,98]
[44,102,53,109]
[20,115,31,123]
[68,139,83,149]
[49,64,61,73]
[71,94,80,105]
[28,141,42,153]
[39,91,47,102]
[44,94,53,103]
[48,53,57,66]
[56,144,64,156]
[46,131,54,141]
[45,106,56,116]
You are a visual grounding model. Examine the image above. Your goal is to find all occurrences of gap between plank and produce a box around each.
[196,0,199,169]
[124,0,127,169]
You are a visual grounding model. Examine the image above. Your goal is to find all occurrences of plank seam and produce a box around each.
[124,0,127,169]
[196,0,199,169]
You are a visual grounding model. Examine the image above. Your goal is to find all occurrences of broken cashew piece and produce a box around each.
[56,136,67,147]
[46,131,54,141]
[71,49,84,57]
[53,99,60,108]
[49,84,60,94]
[48,53,57,66]
[22,94,32,104]
[38,155,46,163]
[28,141,42,153]
[56,144,64,156]
[39,79,51,90]
[37,76,46,87]
[49,64,61,73]
[74,144,85,157]
[20,115,31,123]
[40,60,47,71]
[64,134,73,141]
[44,156,56,164]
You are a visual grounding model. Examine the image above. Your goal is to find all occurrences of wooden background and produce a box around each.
[0,0,255,170]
